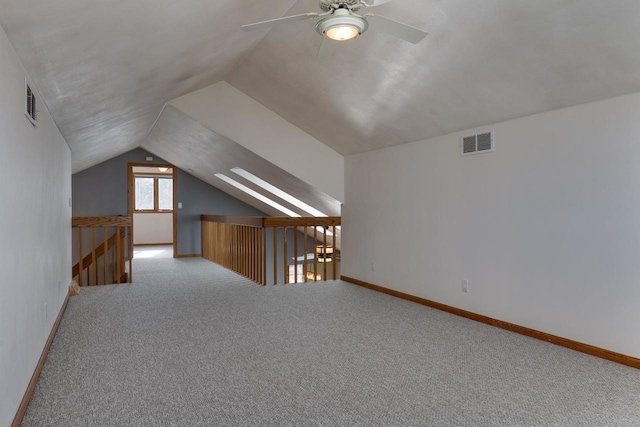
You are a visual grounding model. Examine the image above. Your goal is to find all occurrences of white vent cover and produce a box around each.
[25,79,37,126]
[462,131,494,155]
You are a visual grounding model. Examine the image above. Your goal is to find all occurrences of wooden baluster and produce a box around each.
[242,226,246,277]
[254,228,258,282]
[245,226,248,277]
[218,223,223,265]
[294,226,298,283]
[210,221,214,261]
[232,225,236,272]
[78,228,83,287]
[128,225,133,283]
[262,227,267,286]
[323,226,327,282]
[273,227,277,285]
[303,226,308,282]
[332,225,337,280]
[239,226,243,275]
[91,228,97,286]
[210,221,215,262]
[257,228,260,283]
[111,245,116,284]
[103,227,108,285]
[313,226,318,282]
[202,221,208,260]
[236,225,239,274]
[250,228,255,281]
[116,227,122,284]
[244,226,248,277]
[283,227,288,284]
[224,224,227,268]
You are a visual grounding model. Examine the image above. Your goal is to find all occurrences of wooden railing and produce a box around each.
[201,215,341,286]
[72,216,132,286]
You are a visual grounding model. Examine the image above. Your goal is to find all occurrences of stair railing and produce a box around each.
[201,215,340,286]
[72,216,132,286]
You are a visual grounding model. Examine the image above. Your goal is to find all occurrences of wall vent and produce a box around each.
[25,79,37,126]
[462,131,493,155]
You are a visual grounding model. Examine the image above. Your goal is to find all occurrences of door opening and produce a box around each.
[128,163,177,258]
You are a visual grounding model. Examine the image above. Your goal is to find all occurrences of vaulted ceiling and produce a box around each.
[1,0,640,211]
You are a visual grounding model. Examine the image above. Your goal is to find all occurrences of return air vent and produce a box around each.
[25,79,37,126]
[462,131,494,155]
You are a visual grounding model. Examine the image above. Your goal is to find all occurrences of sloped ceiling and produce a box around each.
[143,105,341,217]
[0,0,296,172]
[1,0,640,205]
[229,0,640,154]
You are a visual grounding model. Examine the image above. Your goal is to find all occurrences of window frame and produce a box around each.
[134,173,173,213]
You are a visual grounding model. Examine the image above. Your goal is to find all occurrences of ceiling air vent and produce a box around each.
[462,131,493,155]
[25,79,37,126]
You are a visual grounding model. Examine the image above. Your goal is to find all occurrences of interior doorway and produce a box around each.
[128,163,177,258]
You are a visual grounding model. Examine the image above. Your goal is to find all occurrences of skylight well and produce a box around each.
[215,169,336,236]
[230,167,328,217]
[214,174,300,217]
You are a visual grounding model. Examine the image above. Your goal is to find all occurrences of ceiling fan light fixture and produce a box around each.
[326,24,360,41]
[315,13,368,41]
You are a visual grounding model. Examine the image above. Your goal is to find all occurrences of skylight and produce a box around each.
[215,172,334,236]
[214,174,300,217]
[230,167,328,217]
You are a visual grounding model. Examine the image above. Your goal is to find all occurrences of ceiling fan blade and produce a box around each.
[364,14,428,44]
[317,37,338,58]
[241,12,320,32]
[360,0,394,7]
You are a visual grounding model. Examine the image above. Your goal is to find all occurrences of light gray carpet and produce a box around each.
[22,258,640,426]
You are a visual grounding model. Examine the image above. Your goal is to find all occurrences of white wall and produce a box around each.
[343,92,640,359]
[0,24,72,425]
[170,81,345,202]
[133,212,173,244]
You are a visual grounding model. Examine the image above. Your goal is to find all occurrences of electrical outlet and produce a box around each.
[371,262,375,272]
[462,279,469,293]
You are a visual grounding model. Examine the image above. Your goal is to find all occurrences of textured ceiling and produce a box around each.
[229,0,640,154]
[2,0,640,187]
[0,0,296,172]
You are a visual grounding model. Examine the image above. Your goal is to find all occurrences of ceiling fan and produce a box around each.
[241,0,428,57]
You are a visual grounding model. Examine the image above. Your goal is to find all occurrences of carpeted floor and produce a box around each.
[22,257,640,426]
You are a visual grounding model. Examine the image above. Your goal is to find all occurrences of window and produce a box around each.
[134,175,173,211]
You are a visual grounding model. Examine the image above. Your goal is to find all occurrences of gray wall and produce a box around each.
[72,147,265,257]
[176,168,265,255]
[72,147,156,217]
